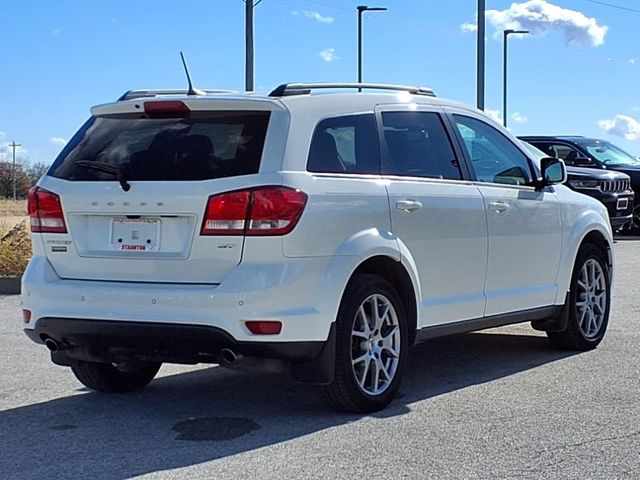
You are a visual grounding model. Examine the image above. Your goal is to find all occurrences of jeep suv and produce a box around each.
[521,136,640,232]
[22,84,614,412]
[520,140,634,232]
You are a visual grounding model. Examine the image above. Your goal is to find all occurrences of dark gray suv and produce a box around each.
[520,137,635,232]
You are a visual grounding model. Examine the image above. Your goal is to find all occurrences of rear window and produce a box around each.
[49,111,270,181]
[307,114,380,174]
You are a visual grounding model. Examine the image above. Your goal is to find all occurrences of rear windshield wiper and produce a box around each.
[75,160,131,192]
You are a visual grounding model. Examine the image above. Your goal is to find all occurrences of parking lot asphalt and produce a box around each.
[1,240,639,480]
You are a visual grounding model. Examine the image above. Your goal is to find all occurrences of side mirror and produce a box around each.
[536,157,567,190]
[574,156,593,167]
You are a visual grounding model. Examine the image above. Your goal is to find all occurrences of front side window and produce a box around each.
[454,115,533,186]
[381,111,462,180]
[549,144,581,165]
[307,114,379,174]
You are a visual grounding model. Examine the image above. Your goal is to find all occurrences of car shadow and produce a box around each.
[0,330,577,479]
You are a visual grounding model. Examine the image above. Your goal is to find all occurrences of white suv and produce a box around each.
[22,83,613,412]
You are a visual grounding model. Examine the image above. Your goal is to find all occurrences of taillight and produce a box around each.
[28,187,67,233]
[144,101,190,118]
[201,191,251,235]
[201,187,307,236]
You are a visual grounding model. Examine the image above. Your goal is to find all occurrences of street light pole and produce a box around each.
[9,141,21,200]
[357,5,387,90]
[477,0,485,110]
[503,29,529,128]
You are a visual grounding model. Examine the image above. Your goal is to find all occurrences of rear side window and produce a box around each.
[49,112,270,181]
[307,114,379,174]
[381,111,462,180]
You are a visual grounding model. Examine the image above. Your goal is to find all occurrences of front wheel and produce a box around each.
[323,273,408,413]
[547,245,611,350]
[71,360,161,393]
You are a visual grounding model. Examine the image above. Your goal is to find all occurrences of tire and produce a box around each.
[71,360,161,393]
[629,204,640,235]
[547,244,611,350]
[323,273,408,413]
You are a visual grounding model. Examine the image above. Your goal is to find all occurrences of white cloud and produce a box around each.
[0,131,5,137]
[304,10,334,24]
[461,22,478,33]
[51,28,61,35]
[319,48,339,62]
[291,11,299,16]
[485,109,503,124]
[599,115,640,140]
[485,0,607,46]
[630,59,636,65]
[511,112,528,123]
[50,137,67,146]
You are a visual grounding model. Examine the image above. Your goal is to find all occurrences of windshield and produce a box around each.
[577,140,640,167]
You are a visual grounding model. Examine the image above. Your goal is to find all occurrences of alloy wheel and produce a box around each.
[350,294,401,395]
[575,259,607,338]
[633,205,640,231]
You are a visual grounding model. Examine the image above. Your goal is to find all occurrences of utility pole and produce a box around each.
[477,0,485,110]
[9,141,21,200]
[244,0,262,92]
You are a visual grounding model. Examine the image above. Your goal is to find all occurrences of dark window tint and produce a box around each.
[307,114,379,174]
[531,142,580,165]
[49,112,271,181]
[454,115,533,186]
[381,111,461,180]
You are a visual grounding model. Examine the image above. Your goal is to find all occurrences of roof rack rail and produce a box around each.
[117,88,233,101]
[268,83,436,98]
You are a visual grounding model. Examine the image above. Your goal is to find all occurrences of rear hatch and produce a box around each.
[34,97,283,284]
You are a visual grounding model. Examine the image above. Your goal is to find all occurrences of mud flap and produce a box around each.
[290,323,335,385]
[531,294,569,332]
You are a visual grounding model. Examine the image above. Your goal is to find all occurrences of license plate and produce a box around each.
[617,198,629,211]
[110,218,160,251]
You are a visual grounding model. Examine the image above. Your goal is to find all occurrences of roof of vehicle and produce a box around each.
[519,135,606,143]
[95,83,479,119]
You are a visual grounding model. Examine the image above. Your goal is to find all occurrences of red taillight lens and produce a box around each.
[200,187,307,236]
[144,101,190,118]
[247,187,307,236]
[28,187,67,233]
[245,321,282,335]
[22,309,32,323]
[201,191,251,235]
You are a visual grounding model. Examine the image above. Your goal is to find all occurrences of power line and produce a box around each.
[583,0,640,13]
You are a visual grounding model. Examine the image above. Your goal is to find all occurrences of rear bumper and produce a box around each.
[22,254,337,343]
[26,317,336,384]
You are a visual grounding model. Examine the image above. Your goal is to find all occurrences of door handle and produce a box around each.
[395,200,423,212]
[488,201,510,213]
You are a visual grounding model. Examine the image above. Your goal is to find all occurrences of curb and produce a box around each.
[0,277,21,295]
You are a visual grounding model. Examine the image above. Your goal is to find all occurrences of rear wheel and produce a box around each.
[547,245,610,350]
[323,273,408,413]
[71,360,161,393]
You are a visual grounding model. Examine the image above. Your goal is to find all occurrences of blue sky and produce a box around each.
[1,0,639,166]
